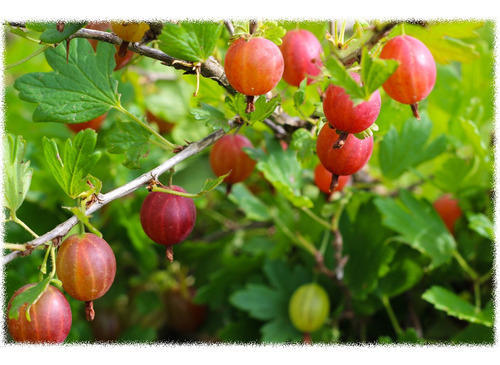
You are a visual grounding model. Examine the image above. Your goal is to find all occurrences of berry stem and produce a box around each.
[410,103,420,120]
[166,246,174,263]
[118,41,129,57]
[85,301,95,321]
[329,174,339,192]
[303,332,312,344]
[245,95,256,113]
[332,131,348,149]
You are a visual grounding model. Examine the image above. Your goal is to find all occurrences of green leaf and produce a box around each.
[290,129,316,165]
[360,47,399,96]
[3,135,33,215]
[467,213,494,240]
[42,129,102,199]
[261,316,301,343]
[340,199,396,299]
[324,56,365,105]
[105,119,151,169]
[64,205,101,237]
[189,103,229,132]
[158,21,223,62]
[14,38,119,123]
[39,22,87,44]
[230,284,283,321]
[422,286,493,327]
[374,190,456,269]
[293,78,307,108]
[433,155,482,194]
[256,21,287,46]
[228,184,271,222]
[8,277,52,321]
[377,254,424,298]
[226,94,281,124]
[245,134,313,209]
[405,22,482,64]
[379,114,447,179]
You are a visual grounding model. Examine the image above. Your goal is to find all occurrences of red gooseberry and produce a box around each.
[316,124,373,190]
[323,73,381,147]
[279,29,323,87]
[314,163,351,194]
[209,134,256,190]
[56,233,116,320]
[379,35,436,119]
[140,186,196,261]
[433,194,462,235]
[224,37,284,112]
[7,284,72,343]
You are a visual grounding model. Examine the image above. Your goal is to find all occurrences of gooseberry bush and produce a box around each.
[1,19,494,345]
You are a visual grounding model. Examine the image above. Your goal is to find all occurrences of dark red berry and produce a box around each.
[140,186,196,247]
[7,284,72,343]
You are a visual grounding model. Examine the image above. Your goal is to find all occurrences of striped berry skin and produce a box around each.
[316,124,373,176]
[314,163,351,194]
[209,134,256,184]
[224,37,284,96]
[7,284,72,343]
[279,29,323,87]
[56,233,116,302]
[140,186,196,246]
[323,73,381,134]
[379,35,436,105]
[288,283,330,333]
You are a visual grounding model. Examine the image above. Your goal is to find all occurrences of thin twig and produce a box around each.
[2,126,232,264]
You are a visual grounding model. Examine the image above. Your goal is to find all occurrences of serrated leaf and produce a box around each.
[228,184,271,222]
[325,56,365,105]
[226,94,281,124]
[377,255,423,298]
[293,78,307,108]
[14,38,119,123]
[379,114,447,179]
[433,155,482,194]
[42,129,101,199]
[158,21,223,62]
[467,213,494,240]
[256,21,287,46]
[261,316,301,343]
[230,284,283,321]
[340,199,396,299]
[189,103,229,132]
[360,47,399,96]
[8,277,52,321]
[374,190,456,269]
[3,134,33,215]
[39,22,87,44]
[405,22,482,64]
[422,286,493,327]
[105,119,151,169]
[290,129,316,165]
[245,134,313,208]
